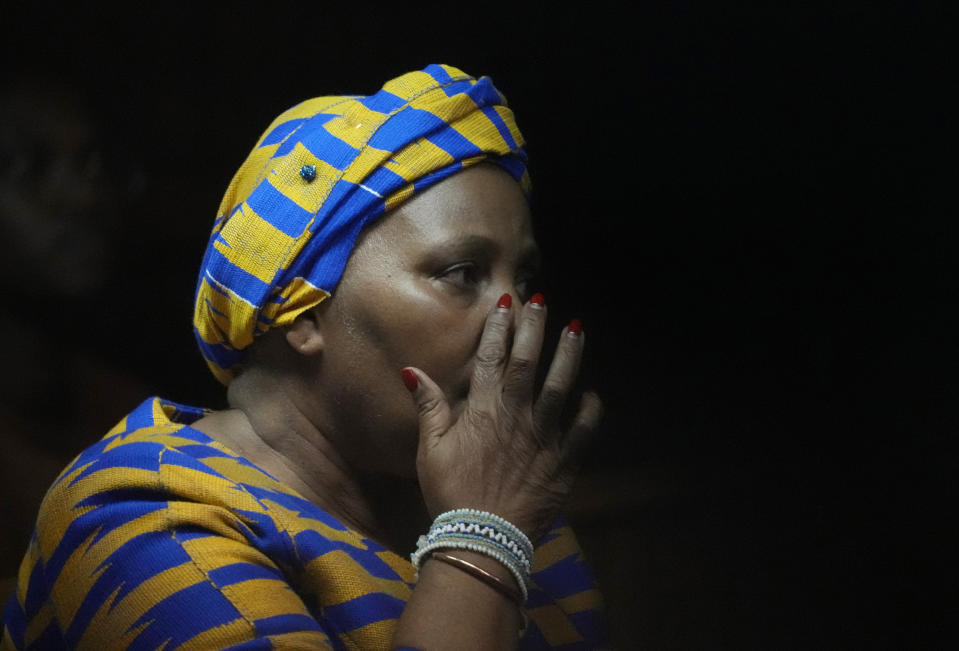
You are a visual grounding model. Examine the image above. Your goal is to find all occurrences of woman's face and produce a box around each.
[312,164,539,477]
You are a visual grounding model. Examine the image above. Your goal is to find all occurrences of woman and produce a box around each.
[2,64,606,650]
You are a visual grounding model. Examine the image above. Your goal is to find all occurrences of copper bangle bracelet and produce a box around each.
[430,551,524,607]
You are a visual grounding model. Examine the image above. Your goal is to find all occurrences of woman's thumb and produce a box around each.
[400,367,452,445]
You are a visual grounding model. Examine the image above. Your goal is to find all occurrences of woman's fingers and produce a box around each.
[469,293,515,396]
[502,293,548,404]
[402,367,453,448]
[466,295,595,459]
[533,320,585,433]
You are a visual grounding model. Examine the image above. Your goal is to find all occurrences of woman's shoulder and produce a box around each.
[49,396,290,495]
[35,397,398,566]
[33,398,295,553]
[45,397,234,500]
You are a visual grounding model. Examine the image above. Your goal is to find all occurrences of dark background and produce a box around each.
[1,2,955,648]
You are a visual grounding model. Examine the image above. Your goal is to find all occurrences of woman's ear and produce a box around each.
[285,307,325,356]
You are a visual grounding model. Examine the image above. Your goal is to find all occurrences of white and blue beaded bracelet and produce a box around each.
[429,509,534,568]
[411,509,534,603]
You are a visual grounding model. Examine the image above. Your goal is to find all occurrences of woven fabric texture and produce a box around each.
[1,398,606,650]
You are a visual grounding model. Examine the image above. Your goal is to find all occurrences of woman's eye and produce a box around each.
[440,263,479,287]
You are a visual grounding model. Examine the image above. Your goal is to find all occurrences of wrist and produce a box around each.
[421,549,528,638]
[429,549,523,602]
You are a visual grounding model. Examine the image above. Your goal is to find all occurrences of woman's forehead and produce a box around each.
[386,165,533,242]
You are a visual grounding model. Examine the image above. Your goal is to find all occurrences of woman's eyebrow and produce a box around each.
[439,234,541,268]
[421,234,501,263]
[445,234,499,256]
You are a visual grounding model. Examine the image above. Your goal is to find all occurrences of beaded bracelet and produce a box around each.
[429,509,534,571]
[411,508,533,604]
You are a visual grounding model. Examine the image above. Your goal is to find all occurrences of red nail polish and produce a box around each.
[529,292,545,307]
[497,293,512,309]
[567,318,583,336]
[401,368,418,392]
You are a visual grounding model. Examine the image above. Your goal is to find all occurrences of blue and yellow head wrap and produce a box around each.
[193,64,529,384]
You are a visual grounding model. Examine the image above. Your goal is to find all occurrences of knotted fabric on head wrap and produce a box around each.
[193,64,530,384]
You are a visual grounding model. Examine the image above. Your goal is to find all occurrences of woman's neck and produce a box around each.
[190,368,429,555]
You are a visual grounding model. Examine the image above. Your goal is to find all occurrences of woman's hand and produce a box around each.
[402,293,603,542]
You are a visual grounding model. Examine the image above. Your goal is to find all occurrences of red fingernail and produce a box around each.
[497,293,512,309]
[567,318,583,336]
[529,292,545,307]
[400,368,418,392]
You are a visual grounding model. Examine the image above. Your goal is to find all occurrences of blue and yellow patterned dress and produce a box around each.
[2,397,606,649]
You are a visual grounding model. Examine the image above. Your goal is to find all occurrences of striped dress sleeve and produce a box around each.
[521,521,609,650]
[2,432,334,649]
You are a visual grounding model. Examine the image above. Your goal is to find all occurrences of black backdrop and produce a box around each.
[1,2,954,648]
